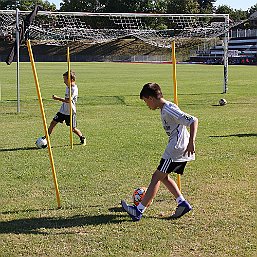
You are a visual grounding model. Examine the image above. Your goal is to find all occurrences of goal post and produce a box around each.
[223,15,230,94]
[15,8,20,113]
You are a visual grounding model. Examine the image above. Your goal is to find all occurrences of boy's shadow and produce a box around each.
[0,209,126,235]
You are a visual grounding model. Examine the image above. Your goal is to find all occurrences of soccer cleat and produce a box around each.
[121,200,143,222]
[170,200,192,219]
[80,136,86,145]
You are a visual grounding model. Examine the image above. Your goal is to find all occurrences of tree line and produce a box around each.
[0,0,256,26]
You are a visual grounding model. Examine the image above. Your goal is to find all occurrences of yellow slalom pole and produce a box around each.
[27,40,61,208]
[172,40,181,192]
[67,46,73,149]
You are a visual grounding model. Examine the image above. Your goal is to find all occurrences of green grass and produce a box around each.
[0,62,256,257]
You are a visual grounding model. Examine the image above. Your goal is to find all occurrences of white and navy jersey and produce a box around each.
[59,85,78,115]
[161,101,196,162]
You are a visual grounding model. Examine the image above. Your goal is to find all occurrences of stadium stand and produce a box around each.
[190,29,257,65]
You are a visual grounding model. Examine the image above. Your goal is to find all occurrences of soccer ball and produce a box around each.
[35,137,47,149]
[133,187,148,206]
[219,98,227,106]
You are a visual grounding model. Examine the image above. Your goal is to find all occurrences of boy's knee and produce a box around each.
[152,170,167,182]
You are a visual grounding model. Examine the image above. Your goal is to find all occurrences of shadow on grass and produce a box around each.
[0,143,84,152]
[179,92,222,96]
[211,103,254,107]
[0,146,39,152]
[0,208,57,215]
[0,212,127,235]
[210,133,257,138]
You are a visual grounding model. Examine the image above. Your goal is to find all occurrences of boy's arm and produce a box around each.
[184,118,198,157]
[52,95,69,103]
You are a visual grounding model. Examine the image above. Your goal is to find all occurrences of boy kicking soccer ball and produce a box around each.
[121,83,198,221]
[44,70,86,145]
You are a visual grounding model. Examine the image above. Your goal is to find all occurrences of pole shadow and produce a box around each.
[0,143,83,152]
[210,133,257,138]
[0,146,38,152]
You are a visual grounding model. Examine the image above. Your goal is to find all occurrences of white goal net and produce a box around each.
[0,10,231,98]
[0,11,230,48]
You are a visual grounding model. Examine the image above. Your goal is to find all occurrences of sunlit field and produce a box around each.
[0,62,256,256]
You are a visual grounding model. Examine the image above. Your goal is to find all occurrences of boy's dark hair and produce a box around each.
[140,83,163,99]
[63,70,76,81]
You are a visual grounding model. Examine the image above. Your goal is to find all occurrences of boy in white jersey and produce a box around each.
[121,82,198,221]
[45,71,86,145]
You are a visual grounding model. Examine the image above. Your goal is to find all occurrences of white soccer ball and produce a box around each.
[35,137,47,149]
[219,98,227,106]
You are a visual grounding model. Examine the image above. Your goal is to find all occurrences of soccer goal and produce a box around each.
[1,10,231,97]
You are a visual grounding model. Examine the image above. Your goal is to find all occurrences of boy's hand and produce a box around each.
[184,140,195,157]
[184,119,198,157]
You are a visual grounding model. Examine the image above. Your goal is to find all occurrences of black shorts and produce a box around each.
[157,158,187,175]
[53,112,77,128]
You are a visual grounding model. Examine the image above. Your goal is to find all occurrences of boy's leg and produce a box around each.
[72,127,82,137]
[140,170,167,207]
[72,127,86,145]
[48,120,58,135]
[121,170,167,221]
[70,114,86,145]
[162,175,181,198]
[162,175,192,219]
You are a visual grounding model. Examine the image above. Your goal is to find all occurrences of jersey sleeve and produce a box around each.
[164,104,196,127]
[177,112,197,127]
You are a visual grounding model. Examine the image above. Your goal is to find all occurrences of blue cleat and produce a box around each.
[170,200,192,219]
[121,200,143,222]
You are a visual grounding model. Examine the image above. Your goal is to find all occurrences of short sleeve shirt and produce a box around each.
[59,85,78,115]
[161,101,197,162]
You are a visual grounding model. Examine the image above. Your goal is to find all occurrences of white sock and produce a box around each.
[176,195,185,205]
[137,203,146,213]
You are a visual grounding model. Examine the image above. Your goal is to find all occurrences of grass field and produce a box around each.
[0,62,256,257]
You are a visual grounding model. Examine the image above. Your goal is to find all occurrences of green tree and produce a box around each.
[99,0,160,13]
[197,0,216,13]
[215,5,234,16]
[247,4,257,28]
[167,0,200,14]
[98,0,136,13]
[248,3,257,15]
[0,0,56,11]
[152,0,168,13]
[60,0,167,13]
[233,9,247,21]
[215,5,248,22]
[60,0,103,12]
